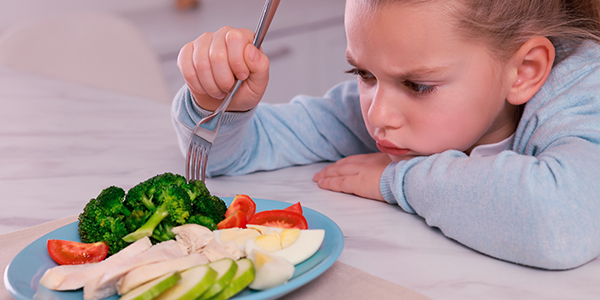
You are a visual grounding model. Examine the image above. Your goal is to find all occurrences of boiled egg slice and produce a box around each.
[213,227,261,253]
[245,228,325,265]
[247,249,294,290]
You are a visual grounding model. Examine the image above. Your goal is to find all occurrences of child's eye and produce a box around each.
[346,68,375,81]
[403,80,436,95]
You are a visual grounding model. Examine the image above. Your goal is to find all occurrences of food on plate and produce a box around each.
[245,227,325,265]
[172,224,242,261]
[155,265,217,300]
[217,210,248,230]
[283,202,303,214]
[77,186,132,256]
[118,253,209,295]
[39,237,152,291]
[122,173,226,242]
[47,239,108,265]
[84,240,184,300]
[207,258,255,300]
[247,249,294,290]
[198,258,238,300]
[120,271,181,300]
[78,172,227,255]
[40,184,328,299]
[248,209,308,229]
[224,194,256,219]
[213,227,261,252]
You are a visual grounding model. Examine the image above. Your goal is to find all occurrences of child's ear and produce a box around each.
[506,36,555,106]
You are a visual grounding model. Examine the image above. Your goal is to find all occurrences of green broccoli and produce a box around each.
[78,186,131,255]
[183,179,227,225]
[77,172,228,252]
[123,175,192,243]
[187,214,218,231]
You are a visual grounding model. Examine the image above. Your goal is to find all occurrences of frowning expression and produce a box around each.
[344,0,518,162]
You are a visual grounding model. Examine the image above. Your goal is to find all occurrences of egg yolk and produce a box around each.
[254,228,301,252]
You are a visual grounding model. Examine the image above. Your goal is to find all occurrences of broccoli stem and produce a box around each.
[122,202,169,243]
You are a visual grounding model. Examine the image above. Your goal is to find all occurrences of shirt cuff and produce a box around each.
[380,160,417,214]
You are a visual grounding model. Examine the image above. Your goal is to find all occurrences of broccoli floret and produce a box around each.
[151,219,177,243]
[183,179,227,225]
[188,214,218,230]
[78,186,131,255]
[123,185,191,242]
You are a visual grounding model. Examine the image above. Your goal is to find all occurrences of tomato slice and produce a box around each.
[225,194,256,219]
[284,202,303,214]
[217,210,248,229]
[47,239,108,265]
[248,209,308,229]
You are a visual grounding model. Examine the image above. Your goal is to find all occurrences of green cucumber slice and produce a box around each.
[207,258,255,300]
[198,258,238,300]
[155,265,217,300]
[120,271,181,300]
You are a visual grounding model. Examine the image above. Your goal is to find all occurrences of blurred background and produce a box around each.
[0,0,351,104]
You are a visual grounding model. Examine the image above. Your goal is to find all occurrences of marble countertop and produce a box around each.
[1,67,599,300]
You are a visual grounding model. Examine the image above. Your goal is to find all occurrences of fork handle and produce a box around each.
[253,0,280,48]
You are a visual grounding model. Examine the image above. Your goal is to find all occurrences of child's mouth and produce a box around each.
[376,140,410,156]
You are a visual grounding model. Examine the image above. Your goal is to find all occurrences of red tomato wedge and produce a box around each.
[284,202,303,214]
[248,209,308,229]
[47,239,108,265]
[225,194,256,219]
[217,210,248,229]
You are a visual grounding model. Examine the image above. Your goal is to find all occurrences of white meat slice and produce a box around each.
[83,240,184,300]
[172,224,214,255]
[117,252,209,295]
[38,237,152,291]
[201,239,242,262]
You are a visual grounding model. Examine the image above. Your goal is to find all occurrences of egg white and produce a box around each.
[245,229,325,265]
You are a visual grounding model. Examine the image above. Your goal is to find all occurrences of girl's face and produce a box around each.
[345,0,519,162]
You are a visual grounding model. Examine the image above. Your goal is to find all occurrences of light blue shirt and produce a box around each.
[172,41,600,270]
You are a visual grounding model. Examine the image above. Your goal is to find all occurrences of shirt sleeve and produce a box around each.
[171,80,378,177]
[380,44,600,270]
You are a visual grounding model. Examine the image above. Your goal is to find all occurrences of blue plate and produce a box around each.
[4,198,344,300]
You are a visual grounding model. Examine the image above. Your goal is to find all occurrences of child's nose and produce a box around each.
[367,86,403,129]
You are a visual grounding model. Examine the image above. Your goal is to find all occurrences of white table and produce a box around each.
[1,67,598,300]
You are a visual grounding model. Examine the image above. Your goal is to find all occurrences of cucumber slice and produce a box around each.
[120,271,181,300]
[198,258,238,300]
[207,258,255,300]
[155,265,217,300]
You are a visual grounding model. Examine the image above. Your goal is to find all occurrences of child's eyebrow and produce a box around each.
[346,52,450,79]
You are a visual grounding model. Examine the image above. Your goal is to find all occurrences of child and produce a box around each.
[172,0,600,270]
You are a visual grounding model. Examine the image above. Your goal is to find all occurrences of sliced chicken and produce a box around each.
[201,239,242,262]
[83,240,184,300]
[172,224,214,255]
[38,237,152,291]
[117,253,209,295]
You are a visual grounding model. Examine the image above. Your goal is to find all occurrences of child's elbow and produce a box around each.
[521,228,599,270]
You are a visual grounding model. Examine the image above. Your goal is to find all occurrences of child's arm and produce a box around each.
[172,80,379,177]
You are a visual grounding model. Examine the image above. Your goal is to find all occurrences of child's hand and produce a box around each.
[177,26,270,112]
[313,153,392,201]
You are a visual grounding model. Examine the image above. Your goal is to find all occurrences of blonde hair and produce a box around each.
[368,0,600,62]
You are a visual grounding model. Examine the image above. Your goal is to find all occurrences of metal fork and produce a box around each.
[186,0,280,182]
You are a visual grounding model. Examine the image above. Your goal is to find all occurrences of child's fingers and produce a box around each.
[177,41,207,97]
[225,28,255,81]
[208,27,237,97]
[193,32,228,100]
[242,44,270,97]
